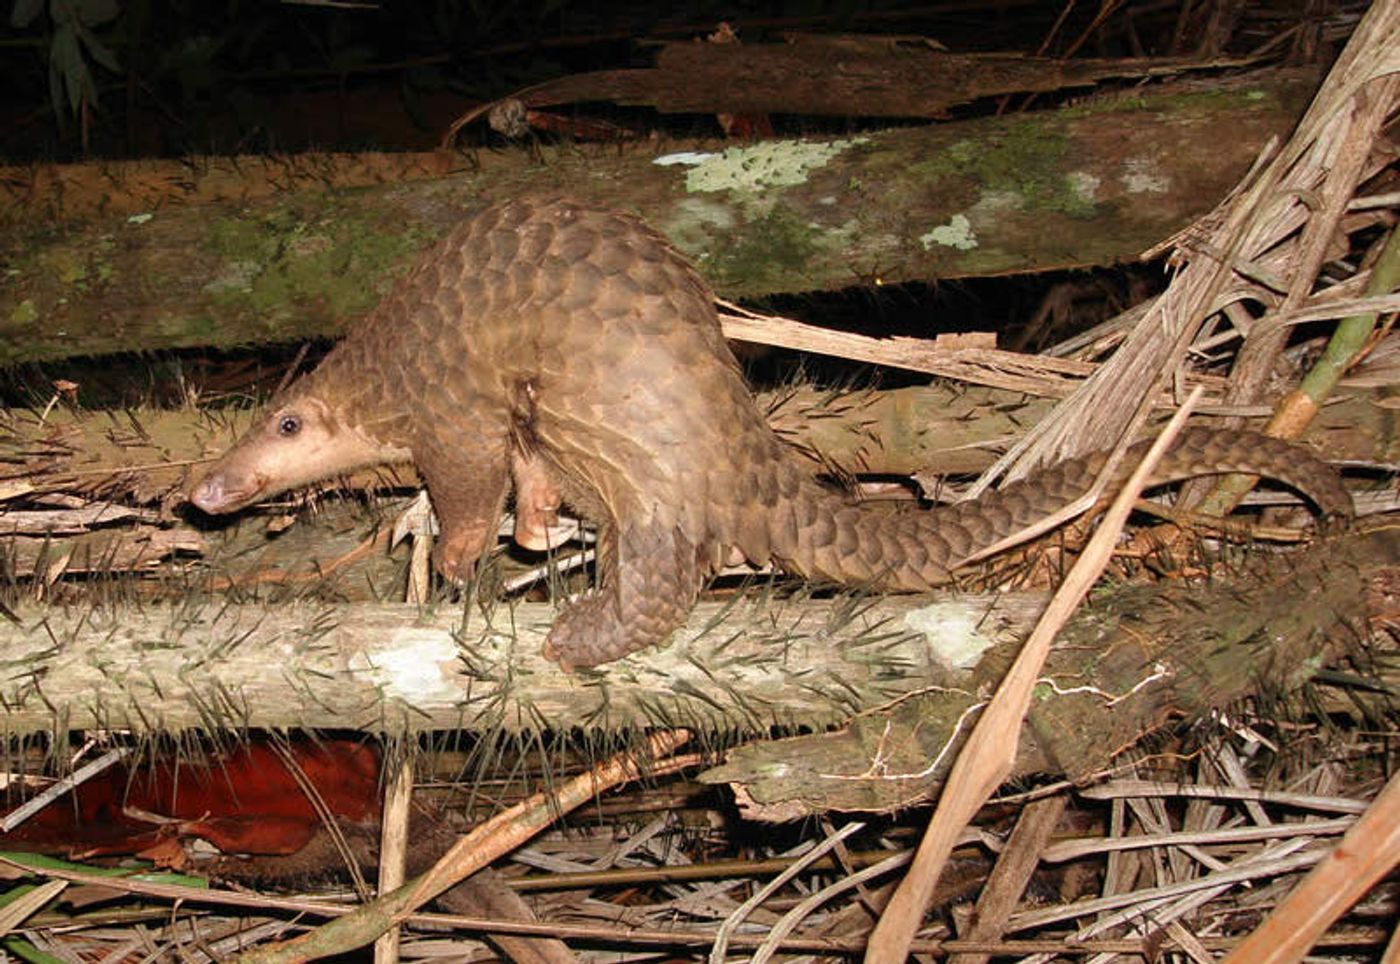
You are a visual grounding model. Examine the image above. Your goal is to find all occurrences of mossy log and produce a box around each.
[705,521,1394,819]
[1,72,1318,365]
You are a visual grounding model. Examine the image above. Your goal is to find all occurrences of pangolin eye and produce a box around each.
[277,414,302,437]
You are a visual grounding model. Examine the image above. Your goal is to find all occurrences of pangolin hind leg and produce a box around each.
[542,518,703,669]
[510,450,564,551]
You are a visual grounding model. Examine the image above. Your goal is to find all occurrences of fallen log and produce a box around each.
[2,72,1318,364]
[0,523,1386,809]
[522,38,1255,120]
[0,590,1041,735]
[704,521,1394,818]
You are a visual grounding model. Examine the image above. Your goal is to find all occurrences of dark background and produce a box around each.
[2,0,1347,162]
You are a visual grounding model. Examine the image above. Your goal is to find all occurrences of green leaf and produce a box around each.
[0,852,209,888]
[3,935,68,964]
[76,20,120,73]
[51,21,89,114]
[75,0,117,25]
[9,0,45,28]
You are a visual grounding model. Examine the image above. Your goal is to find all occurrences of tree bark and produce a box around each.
[521,38,1254,119]
[1,72,1317,365]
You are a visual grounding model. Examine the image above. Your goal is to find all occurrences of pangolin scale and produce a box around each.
[190,198,1352,668]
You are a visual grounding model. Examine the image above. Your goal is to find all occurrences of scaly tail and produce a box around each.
[770,427,1352,591]
[542,518,702,670]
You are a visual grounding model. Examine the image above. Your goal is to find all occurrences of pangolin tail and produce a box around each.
[770,427,1352,590]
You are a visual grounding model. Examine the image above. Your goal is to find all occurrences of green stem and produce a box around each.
[1197,225,1397,517]
[1296,225,1400,404]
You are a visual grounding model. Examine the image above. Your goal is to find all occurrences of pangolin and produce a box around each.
[189,197,1352,668]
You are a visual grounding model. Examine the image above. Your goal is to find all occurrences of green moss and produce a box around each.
[912,120,1099,219]
[203,200,426,333]
[39,247,89,288]
[1060,84,1277,119]
[711,206,824,288]
[185,315,219,339]
[205,215,271,263]
[1160,85,1277,112]
[8,300,38,325]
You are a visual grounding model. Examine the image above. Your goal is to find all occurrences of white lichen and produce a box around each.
[350,627,465,703]
[903,602,996,672]
[682,139,865,194]
[1121,157,1170,194]
[920,213,978,251]
[1067,170,1102,203]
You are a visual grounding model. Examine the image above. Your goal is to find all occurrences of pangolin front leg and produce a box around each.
[542,518,702,670]
[417,434,512,584]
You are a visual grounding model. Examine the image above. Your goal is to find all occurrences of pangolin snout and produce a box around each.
[190,475,238,514]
